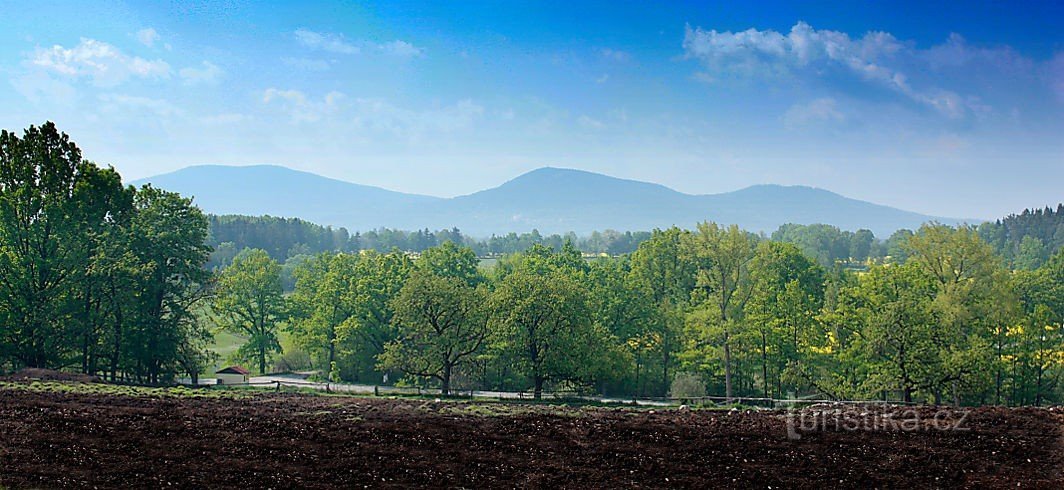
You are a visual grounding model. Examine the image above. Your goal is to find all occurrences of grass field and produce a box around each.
[202,324,301,377]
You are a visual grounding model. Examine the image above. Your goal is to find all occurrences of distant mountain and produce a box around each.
[134,165,966,237]
[132,165,443,230]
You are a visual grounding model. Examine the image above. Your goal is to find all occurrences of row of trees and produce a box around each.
[207,216,657,269]
[215,223,1063,405]
[978,204,1064,270]
[0,123,212,383]
[209,209,1064,275]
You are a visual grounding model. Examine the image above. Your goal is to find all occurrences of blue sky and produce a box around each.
[1,1,1062,219]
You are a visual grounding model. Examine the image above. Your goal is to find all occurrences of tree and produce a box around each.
[628,227,696,395]
[684,222,758,401]
[287,252,364,380]
[380,269,487,394]
[905,224,1005,404]
[489,268,598,399]
[125,185,213,384]
[831,263,939,403]
[333,250,413,382]
[213,249,286,375]
[416,240,481,286]
[586,258,657,396]
[0,123,117,368]
[744,241,824,398]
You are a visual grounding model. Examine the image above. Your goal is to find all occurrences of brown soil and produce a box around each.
[0,384,1060,489]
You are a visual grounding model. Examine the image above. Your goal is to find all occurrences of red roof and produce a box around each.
[216,366,250,375]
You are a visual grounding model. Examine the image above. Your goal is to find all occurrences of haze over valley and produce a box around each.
[137,164,965,237]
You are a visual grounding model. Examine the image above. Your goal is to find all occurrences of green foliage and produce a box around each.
[213,249,286,374]
[379,261,488,394]
[486,247,613,398]
[978,204,1064,269]
[683,222,759,400]
[0,122,212,383]
[1,123,1060,406]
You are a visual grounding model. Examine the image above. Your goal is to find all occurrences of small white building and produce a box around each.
[215,366,250,385]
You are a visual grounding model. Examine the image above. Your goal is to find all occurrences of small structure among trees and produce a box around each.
[215,366,250,385]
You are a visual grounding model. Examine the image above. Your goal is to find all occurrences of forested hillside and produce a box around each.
[979,205,1064,269]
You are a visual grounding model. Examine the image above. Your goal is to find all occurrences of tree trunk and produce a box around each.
[760,331,769,399]
[1035,363,1044,406]
[723,329,733,402]
[442,363,452,395]
[533,375,544,400]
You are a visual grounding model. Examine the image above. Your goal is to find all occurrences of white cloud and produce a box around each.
[349,98,482,134]
[30,38,170,86]
[378,40,423,57]
[98,93,183,117]
[282,57,332,71]
[179,61,223,85]
[293,29,359,54]
[782,97,845,129]
[596,74,610,84]
[262,88,483,136]
[263,88,347,122]
[10,70,77,105]
[136,28,160,47]
[682,22,976,118]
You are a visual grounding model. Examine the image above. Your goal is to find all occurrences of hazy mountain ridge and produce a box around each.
[134,165,966,237]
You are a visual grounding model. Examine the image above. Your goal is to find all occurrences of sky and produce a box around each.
[1,1,1062,219]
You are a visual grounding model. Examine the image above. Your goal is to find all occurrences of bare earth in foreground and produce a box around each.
[0,382,1061,488]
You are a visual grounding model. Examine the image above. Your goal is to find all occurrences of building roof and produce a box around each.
[216,366,250,375]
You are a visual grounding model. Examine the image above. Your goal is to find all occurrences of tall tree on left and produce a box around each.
[0,122,123,369]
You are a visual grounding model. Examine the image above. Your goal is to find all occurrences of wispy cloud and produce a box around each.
[378,40,423,57]
[782,97,845,129]
[179,61,223,85]
[135,28,160,48]
[30,38,170,86]
[263,88,346,122]
[682,22,992,118]
[577,115,605,129]
[282,57,332,71]
[98,93,183,117]
[293,28,359,54]
[262,87,482,137]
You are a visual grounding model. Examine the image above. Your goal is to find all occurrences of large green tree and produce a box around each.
[0,123,119,368]
[627,227,695,395]
[683,222,758,401]
[489,268,600,399]
[380,269,487,394]
[744,241,825,398]
[213,249,286,375]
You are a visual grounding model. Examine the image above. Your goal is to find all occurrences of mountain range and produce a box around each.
[133,165,967,237]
